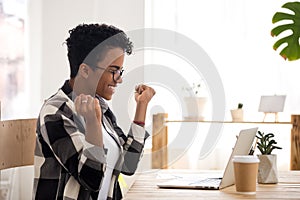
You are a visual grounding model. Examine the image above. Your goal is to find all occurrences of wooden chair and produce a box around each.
[0,115,37,199]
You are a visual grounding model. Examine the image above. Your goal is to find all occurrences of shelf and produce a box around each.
[166,120,292,125]
[152,113,300,170]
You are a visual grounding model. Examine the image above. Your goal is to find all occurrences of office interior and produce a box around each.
[0,0,299,199]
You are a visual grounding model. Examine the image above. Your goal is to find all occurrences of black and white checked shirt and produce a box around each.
[32,80,149,200]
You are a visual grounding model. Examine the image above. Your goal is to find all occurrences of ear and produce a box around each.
[78,63,89,79]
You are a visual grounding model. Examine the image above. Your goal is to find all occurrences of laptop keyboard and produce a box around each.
[157,175,223,190]
[189,178,222,187]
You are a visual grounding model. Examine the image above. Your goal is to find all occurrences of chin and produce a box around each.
[96,91,113,100]
[103,94,112,101]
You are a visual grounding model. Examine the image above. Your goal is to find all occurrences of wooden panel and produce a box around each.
[291,115,300,170]
[0,118,37,170]
[152,113,168,169]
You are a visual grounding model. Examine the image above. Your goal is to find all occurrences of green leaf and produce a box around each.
[266,140,276,148]
[256,131,263,139]
[271,2,300,61]
[264,133,274,140]
[257,146,265,154]
[255,131,282,154]
[273,146,283,150]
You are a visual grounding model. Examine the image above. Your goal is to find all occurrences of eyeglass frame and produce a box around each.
[94,65,124,82]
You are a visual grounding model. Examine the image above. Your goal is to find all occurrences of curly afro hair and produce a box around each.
[65,23,133,78]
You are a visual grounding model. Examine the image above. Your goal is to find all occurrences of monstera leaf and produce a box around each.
[271,2,300,61]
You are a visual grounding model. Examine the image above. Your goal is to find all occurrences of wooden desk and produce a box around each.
[124,170,300,199]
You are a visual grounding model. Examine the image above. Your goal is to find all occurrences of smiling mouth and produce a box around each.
[108,85,116,93]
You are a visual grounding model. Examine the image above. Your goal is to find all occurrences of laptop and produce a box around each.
[157,127,258,190]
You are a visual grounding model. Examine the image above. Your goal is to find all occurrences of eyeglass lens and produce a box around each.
[112,69,124,81]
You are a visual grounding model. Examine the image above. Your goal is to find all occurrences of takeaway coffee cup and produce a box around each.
[232,155,260,194]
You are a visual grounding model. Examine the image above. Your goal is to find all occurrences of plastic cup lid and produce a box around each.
[232,155,260,163]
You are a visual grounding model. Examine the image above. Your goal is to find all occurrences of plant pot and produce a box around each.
[230,109,243,122]
[257,154,278,184]
[184,97,207,120]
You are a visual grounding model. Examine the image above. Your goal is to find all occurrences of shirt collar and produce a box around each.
[61,80,74,100]
[96,95,109,114]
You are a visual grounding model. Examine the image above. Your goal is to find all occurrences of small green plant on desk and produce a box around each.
[256,131,282,155]
[256,131,282,183]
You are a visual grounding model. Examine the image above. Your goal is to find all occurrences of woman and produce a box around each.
[33,23,155,200]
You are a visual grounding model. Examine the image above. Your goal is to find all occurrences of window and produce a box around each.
[0,0,26,119]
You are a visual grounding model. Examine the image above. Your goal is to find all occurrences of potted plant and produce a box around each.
[271,1,300,61]
[183,82,207,120]
[230,103,243,122]
[256,131,282,184]
[271,2,300,171]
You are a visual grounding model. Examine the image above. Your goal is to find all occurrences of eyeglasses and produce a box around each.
[95,65,124,82]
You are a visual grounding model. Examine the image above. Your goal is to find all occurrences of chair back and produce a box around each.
[0,118,37,170]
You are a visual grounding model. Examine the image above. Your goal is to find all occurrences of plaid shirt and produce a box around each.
[33,80,149,200]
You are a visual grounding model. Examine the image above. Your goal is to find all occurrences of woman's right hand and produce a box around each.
[75,94,103,147]
[75,94,102,123]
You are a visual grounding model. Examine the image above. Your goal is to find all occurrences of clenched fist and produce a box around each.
[74,94,102,122]
[135,84,156,104]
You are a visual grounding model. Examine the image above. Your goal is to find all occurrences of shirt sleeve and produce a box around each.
[40,105,107,191]
[121,123,150,175]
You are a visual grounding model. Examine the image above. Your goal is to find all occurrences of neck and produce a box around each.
[69,78,75,89]
[69,78,94,96]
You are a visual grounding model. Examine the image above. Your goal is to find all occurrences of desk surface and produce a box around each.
[124,170,300,200]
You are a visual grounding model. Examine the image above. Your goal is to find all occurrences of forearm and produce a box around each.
[78,118,106,191]
[42,113,106,191]
[122,124,150,175]
[79,142,106,191]
[85,117,103,147]
[133,102,148,123]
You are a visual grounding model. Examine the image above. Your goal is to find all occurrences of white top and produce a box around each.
[98,118,120,200]
[96,96,146,199]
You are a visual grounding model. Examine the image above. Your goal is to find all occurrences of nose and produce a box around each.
[115,76,123,84]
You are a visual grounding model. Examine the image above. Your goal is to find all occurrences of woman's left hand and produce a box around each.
[134,84,156,104]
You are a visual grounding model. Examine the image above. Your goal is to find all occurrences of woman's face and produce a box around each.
[95,48,125,100]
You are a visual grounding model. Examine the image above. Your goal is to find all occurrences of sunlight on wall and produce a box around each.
[145,0,299,170]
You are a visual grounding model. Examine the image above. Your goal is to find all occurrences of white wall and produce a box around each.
[144,0,299,171]
[27,0,145,118]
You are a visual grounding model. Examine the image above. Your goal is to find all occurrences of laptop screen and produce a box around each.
[156,127,258,190]
[219,127,258,189]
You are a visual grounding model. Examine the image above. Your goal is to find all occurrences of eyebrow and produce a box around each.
[109,65,121,70]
